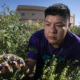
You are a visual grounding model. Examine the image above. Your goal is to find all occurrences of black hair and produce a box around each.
[45,3,70,22]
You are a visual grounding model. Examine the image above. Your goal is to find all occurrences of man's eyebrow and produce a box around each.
[45,20,50,23]
[55,22,64,24]
[45,20,65,24]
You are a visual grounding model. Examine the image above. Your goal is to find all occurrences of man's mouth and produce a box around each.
[49,36,56,39]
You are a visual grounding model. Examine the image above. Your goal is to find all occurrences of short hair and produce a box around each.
[45,3,70,22]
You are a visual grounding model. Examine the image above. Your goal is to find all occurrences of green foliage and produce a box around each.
[0,4,39,80]
[70,25,80,37]
[0,4,80,80]
[38,55,80,80]
[0,5,27,59]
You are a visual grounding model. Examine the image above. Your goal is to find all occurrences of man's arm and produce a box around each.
[21,58,36,76]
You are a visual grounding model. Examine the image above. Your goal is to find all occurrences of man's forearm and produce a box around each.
[21,63,32,76]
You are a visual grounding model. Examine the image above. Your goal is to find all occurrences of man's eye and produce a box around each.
[46,24,50,26]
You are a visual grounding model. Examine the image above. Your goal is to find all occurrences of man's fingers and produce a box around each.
[0,71,2,74]
[12,61,23,68]
[1,62,12,73]
[0,54,24,74]
[12,61,17,68]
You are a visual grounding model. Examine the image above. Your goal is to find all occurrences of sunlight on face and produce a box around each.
[44,15,70,48]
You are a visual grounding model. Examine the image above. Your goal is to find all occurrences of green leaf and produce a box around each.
[7,41,11,47]
[0,30,6,33]
[29,46,38,54]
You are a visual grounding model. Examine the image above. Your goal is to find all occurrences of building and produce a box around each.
[70,13,75,26]
[16,5,75,26]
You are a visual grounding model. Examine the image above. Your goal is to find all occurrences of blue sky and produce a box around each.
[0,0,80,26]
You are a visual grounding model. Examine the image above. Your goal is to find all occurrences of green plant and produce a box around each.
[0,4,80,80]
[70,25,80,37]
[38,55,80,80]
[0,4,38,80]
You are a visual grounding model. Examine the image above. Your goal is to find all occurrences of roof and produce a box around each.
[16,5,47,11]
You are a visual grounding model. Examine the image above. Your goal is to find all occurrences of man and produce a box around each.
[0,3,80,80]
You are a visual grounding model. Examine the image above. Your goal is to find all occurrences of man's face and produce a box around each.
[44,15,70,48]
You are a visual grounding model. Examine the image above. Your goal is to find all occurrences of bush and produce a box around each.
[38,55,80,80]
[70,25,80,37]
[0,4,80,80]
[0,4,39,80]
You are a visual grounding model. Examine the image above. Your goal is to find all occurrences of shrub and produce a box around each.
[70,25,80,37]
[0,4,80,80]
[0,4,38,80]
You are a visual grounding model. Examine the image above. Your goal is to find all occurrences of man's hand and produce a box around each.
[0,54,37,77]
[0,62,12,74]
[0,54,25,74]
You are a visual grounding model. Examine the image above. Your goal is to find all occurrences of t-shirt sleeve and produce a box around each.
[27,34,39,60]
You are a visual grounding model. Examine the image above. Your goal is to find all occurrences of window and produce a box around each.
[71,18,73,21]
[32,13,35,16]
[21,13,25,16]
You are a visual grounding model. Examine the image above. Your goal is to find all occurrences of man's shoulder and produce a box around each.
[68,31,80,43]
[67,32,80,49]
[29,29,45,47]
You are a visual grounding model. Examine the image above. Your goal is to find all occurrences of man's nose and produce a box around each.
[50,25,57,33]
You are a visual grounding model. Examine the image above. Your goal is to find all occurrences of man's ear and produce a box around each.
[69,23,71,27]
[68,23,71,28]
[68,23,71,31]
